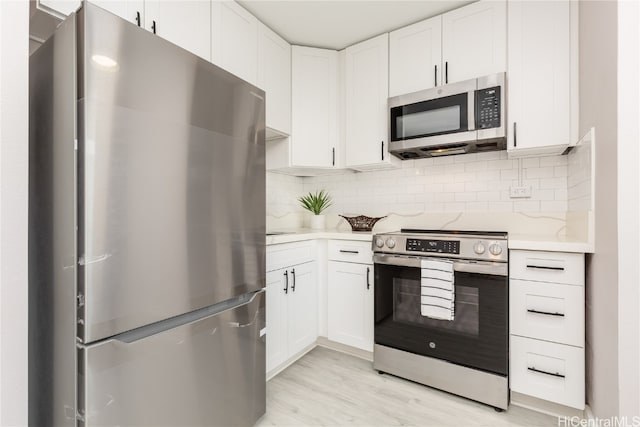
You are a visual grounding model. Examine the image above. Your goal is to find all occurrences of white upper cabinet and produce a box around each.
[388,0,505,96]
[442,0,506,84]
[345,34,399,170]
[290,46,339,169]
[145,1,211,61]
[211,1,258,85]
[257,23,292,138]
[89,0,144,27]
[507,0,575,157]
[389,16,442,97]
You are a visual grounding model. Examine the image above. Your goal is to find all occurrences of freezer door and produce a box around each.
[78,290,266,426]
[77,4,266,342]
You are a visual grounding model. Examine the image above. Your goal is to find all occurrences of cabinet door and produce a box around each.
[291,46,338,168]
[442,0,506,83]
[389,16,442,96]
[90,0,144,26]
[507,1,571,155]
[212,1,258,85]
[145,0,211,61]
[345,34,397,170]
[257,23,291,136]
[328,261,374,352]
[287,262,318,355]
[266,268,289,372]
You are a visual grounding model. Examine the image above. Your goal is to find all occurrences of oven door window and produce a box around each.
[374,263,507,376]
[390,93,468,142]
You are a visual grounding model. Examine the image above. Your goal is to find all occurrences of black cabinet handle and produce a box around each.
[283,270,288,294]
[445,61,448,84]
[152,20,157,34]
[366,267,370,290]
[332,147,335,166]
[381,141,384,161]
[526,264,565,271]
[135,11,141,27]
[527,367,565,379]
[527,309,565,317]
[291,268,296,292]
[339,250,359,254]
[434,65,438,87]
[514,122,517,147]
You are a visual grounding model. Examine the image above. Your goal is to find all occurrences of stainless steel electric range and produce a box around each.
[372,229,509,411]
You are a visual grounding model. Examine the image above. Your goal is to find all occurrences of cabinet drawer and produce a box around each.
[510,250,584,286]
[328,240,374,264]
[510,336,584,410]
[510,279,584,347]
[266,241,315,272]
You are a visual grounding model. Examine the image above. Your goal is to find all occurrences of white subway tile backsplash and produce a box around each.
[455,192,477,202]
[267,154,571,218]
[525,167,555,179]
[465,201,489,211]
[500,169,518,180]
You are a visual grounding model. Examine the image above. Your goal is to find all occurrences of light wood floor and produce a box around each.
[257,346,557,426]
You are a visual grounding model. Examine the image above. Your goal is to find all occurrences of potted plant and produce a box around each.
[298,190,332,230]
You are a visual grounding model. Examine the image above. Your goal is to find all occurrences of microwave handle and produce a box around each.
[514,122,517,147]
[434,65,437,87]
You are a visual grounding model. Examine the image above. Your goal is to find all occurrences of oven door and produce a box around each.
[373,254,508,376]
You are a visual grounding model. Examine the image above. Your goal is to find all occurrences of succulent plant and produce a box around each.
[298,190,332,215]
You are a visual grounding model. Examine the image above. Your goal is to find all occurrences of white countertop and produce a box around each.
[508,234,594,253]
[266,228,373,245]
[267,228,593,253]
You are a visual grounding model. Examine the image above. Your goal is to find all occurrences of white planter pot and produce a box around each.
[310,214,325,230]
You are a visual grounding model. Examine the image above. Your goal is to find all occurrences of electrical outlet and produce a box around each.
[509,185,532,198]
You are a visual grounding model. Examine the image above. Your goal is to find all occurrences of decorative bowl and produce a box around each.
[339,215,386,232]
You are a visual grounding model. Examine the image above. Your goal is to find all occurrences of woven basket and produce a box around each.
[339,215,386,232]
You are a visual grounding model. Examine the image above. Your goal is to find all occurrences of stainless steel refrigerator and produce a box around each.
[29,3,266,426]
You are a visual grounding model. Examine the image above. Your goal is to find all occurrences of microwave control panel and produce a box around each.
[406,239,460,255]
[475,86,501,130]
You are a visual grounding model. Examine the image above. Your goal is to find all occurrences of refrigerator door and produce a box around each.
[78,290,266,426]
[77,4,266,343]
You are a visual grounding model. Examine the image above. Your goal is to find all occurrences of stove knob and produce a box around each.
[375,237,385,248]
[473,242,486,255]
[489,243,503,256]
[385,238,396,249]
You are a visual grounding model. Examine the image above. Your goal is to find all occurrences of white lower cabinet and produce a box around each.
[328,261,373,351]
[509,249,585,410]
[266,242,318,374]
[510,335,584,410]
[327,240,374,352]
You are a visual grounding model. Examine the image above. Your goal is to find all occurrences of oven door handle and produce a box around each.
[372,254,508,277]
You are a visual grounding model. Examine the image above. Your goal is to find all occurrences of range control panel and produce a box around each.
[406,239,460,255]
[475,86,501,130]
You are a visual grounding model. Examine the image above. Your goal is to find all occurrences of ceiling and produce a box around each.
[237,0,474,50]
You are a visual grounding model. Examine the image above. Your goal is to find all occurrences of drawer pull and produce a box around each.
[526,264,565,271]
[527,366,565,379]
[527,309,565,317]
[339,250,359,254]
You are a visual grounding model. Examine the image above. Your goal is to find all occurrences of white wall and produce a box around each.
[617,0,640,418]
[0,1,29,425]
[580,0,620,418]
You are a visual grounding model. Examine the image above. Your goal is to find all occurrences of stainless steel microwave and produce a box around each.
[388,73,506,159]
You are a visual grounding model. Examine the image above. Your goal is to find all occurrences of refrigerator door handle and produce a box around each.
[104,291,263,345]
